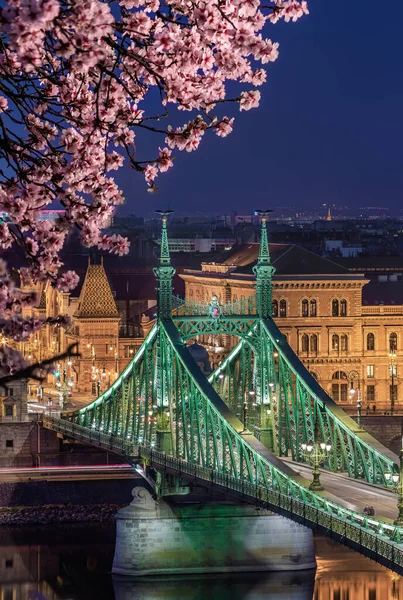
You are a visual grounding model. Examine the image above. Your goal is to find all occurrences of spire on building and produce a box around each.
[154,210,175,320]
[74,261,119,318]
[253,209,276,319]
[326,206,332,221]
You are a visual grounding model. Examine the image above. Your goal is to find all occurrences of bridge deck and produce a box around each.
[283,459,399,522]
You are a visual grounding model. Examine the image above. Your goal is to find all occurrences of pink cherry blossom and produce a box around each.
[0,0,309,375]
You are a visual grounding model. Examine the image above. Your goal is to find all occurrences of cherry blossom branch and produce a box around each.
[0,342,80,387]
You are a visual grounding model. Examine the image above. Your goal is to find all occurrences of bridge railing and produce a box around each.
[172,295,257,317]
[43,413,403,568]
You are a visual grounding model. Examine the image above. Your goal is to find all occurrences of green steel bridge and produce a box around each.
[43,212,403,573]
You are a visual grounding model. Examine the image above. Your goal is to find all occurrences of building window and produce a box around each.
[332,299,339,317]
[310,299,317,317]
[331,371,348,403]
[367,385,375,403]
[367,365,375,378]
[310,334,318,353]
[279,300,287,318]
[5,559,13,568]
[4,405,13,417]
[367,333,375,351]
[331,334,339,351]
[340,334,348,352]
[272,300,278,318]
[301,299,309,317]
[390,332,398,352]
[5,440,13,449]
[124,346,135,359]
[301,334,309,352]
[340,299,347,317]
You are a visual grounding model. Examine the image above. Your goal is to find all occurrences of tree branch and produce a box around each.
[0,343,80,388]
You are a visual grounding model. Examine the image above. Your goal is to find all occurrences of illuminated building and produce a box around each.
[180,243,403,410]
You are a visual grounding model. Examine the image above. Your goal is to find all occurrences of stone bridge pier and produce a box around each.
[112,487,316,578]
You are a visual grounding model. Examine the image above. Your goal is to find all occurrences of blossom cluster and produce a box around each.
[0,0,308,369]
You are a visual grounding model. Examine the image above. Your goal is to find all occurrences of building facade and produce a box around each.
[18,259,146,398]
[180,243,403,411]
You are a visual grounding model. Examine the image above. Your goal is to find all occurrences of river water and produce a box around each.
[0,524,401,600]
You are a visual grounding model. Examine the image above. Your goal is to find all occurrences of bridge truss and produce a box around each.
[45,213,403,573]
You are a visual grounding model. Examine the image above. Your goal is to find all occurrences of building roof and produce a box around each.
[362,280,403,305]
[334,256,403,274]
[37,288,47,310]
[214,243,352,276]
[74,260,119,318]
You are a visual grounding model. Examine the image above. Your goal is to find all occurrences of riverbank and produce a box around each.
[0,503,124,526]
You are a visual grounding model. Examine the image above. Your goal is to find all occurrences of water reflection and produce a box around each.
[0,526,402,600]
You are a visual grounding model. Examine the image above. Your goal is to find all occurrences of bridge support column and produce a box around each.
[156,429,173,454]
[112,487,316,577]
[255,426,274,452]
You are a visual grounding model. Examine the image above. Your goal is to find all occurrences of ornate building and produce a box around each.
[180,243,403,410]
[18,259,146,397]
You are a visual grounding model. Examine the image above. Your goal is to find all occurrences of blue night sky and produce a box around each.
[116,0,403,217]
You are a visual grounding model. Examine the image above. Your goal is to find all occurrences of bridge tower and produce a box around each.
[253,210,276,451]
[153,211,175,454]
[253,209,275,319]
[154,210,175,321]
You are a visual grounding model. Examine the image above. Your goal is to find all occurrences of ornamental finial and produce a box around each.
[255,209,273,266]
[155,209,174,266]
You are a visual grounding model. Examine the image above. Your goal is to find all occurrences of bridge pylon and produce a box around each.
[154,211,175,454]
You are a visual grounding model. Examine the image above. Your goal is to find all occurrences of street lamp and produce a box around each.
[385,419,403,526]
[389,352,397,415]
[349,370,362,430]
[241,390,255,434]
[300,415,332,491]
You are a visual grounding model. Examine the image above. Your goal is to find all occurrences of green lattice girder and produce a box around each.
[208,318,398,485]
[47,318,403,569]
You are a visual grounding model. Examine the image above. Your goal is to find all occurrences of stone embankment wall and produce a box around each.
[351,416,403,455]
[0,479,140,526]
[0,419,123,467]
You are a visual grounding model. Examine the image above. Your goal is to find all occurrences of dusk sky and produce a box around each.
[116,0,403,217]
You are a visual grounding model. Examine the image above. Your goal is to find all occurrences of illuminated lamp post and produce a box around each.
[389,351,397,415]
[300,415,332,491]
[349,370,363,430]
[385,418,403,526]
[241,390,255,434]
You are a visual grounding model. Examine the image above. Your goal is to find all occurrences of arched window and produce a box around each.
[340,299,347,317]
[310,334,318,353]
[367,333,375,351]
[390,332,398,352]
[279,299,287,318]
[310,371,319,382]
[310,299,317,317]
[331,371,348,403]
[332,299,339,317]
[301,334,309,352]
[331,334,339,351]
[301,299,309,317]
[272,300,278,318]
[340,334,348,352]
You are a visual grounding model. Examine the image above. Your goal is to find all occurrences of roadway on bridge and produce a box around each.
[283,458,399,522]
